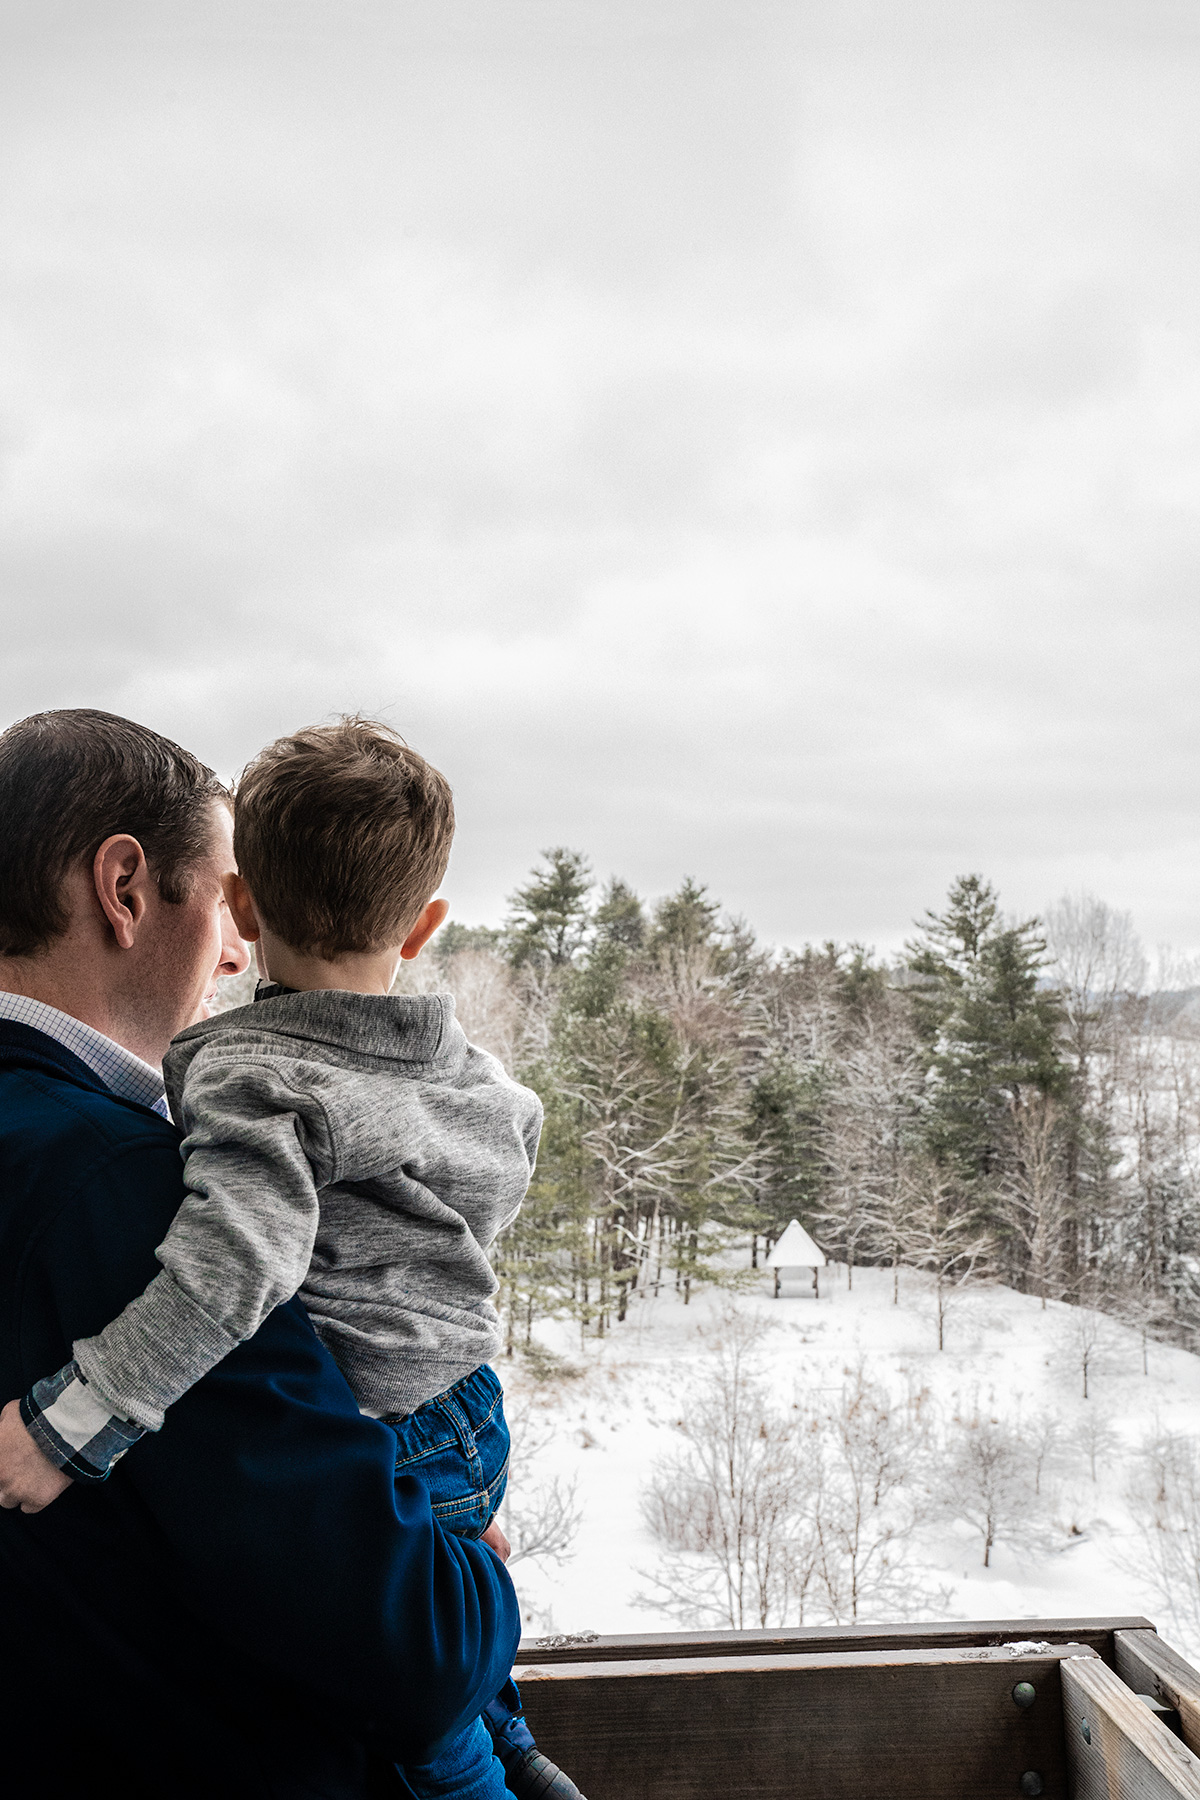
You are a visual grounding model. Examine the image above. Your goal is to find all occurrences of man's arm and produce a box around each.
[17,1135,520,1764]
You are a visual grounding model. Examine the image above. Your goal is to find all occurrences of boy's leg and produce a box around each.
[482,1680,586,1800]
[387,1375,585,1798]
[403,1717,509,1800]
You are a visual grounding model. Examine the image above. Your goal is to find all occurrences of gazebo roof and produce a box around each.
[765,1219,827,1269]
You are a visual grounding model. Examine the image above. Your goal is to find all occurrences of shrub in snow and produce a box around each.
[498,1391,583,1568]
[636,1314,935,1627]
[1124,1429,1200,1652]
[1072,1411,1122,1483]
[940,1415,1047,1568]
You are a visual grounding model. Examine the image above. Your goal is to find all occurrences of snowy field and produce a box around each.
[496,1264,1200,1654]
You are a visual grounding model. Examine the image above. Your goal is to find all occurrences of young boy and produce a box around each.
[1,719,583,1800]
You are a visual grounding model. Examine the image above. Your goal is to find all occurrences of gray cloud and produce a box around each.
[2,0,1199,955]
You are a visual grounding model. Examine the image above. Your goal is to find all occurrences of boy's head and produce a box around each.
[233,718,454,959]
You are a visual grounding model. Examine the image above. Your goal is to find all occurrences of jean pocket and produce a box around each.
[429,1451,510,1539]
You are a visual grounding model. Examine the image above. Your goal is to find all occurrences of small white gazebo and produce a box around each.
[765,1219,827,1299]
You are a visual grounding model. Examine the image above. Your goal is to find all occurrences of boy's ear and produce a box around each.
[222,872,261,943]
[400,898,449,961]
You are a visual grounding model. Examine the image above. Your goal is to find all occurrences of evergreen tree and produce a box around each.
[504,848,593,970]
[747,1053,828,1253]
[928,925,1067,1178]
[593,878,646,951]
[908,878,1068,1180]
[648,878,724,977]
[494,1066,595,1350]
[907,873,999,990]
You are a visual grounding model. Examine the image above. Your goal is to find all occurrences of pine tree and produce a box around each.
[504,848,593,970]
[493,1066,594,1351]
[905,873,999,1038]
[746,1052,827,1257]
[908,878,1067,1179]
[593,878,646,951]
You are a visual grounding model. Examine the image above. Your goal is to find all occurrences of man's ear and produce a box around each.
[222,872,262,943]
[93,835,152,951]
[400,898,449,962]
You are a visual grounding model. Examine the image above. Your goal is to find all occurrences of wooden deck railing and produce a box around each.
[512,1616,1200,1799]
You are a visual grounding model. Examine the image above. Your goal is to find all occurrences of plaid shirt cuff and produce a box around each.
[21,1360,146,1484]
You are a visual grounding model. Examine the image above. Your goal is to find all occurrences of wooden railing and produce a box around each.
[512,1616,1200,1799]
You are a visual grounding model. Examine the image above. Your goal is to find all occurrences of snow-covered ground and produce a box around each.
[496,1263,1200,1651]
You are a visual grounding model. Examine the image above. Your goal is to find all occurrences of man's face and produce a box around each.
[133,802,249,1056]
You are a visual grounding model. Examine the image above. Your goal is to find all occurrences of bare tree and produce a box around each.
[1021,1412,1066,1498]
[818,1003,923,1295]
[997,1093,1070,1305]
[1072,1411,1121,1484]
[811,1370,929,1624]
[638,1326,932,1629]
[1125,1430,1200,1649]
[900,1165,995,1350]
[441,949,525,1072]
[1044,893,1146,1077]
[637,1314,822,1628]
[1057,1300,1116,1402]
[1112,1283,1175,1378]
[499,1391,583,1569]
[504,1473,583,1567]
[942,1416,1041,1568]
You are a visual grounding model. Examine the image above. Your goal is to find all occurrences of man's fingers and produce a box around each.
[1,1485,50,1511]
[0,1398,74,1510]
[480,1519,511,1562]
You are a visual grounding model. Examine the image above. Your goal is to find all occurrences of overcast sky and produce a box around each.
[3,1,1199,956]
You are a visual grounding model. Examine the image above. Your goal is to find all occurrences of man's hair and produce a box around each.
[234,718,455,958]
[0,709,229,958]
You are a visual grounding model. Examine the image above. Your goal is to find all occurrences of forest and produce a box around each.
[394,854,1200,1365]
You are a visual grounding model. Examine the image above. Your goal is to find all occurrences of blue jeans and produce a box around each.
[386,1367,512,1800]
[386,1363,510,1539]
[404,1716,509,1800]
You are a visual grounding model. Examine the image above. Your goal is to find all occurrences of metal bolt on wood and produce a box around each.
[1080,1716,1091,1743]
[1012,1682,1036,1709]
[1018,1774,1044,1796]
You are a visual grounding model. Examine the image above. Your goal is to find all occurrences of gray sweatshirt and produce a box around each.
[72,990,543,1429]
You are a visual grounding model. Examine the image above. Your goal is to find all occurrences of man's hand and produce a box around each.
[0,1398,73,1513]
[480,1518,511,1562]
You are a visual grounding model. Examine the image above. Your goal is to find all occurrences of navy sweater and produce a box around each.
[0,1021,520,1799]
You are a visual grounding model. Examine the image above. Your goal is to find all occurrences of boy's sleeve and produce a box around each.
[32,1056,338,1463]
[17,1134,521,1766]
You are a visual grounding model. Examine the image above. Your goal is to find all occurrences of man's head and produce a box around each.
[0,709,248,1061]
[232,718,455,971]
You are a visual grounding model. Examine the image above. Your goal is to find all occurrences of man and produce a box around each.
[0,709,520,1799]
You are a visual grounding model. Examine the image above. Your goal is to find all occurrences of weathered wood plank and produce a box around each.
[1117,1631,1200,1755]
[1064,1657,1200,1799]
[515,1615,1153,1668]
[519,1643,1093,1800]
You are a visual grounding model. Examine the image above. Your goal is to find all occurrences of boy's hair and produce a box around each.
[234,718,454,958]
[0,709,228,958]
